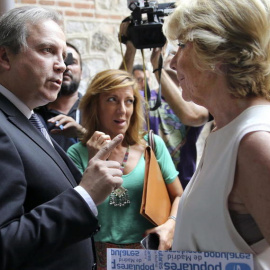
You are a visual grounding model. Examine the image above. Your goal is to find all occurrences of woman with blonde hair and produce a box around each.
[67,69,183,269]
[163,0,270,268]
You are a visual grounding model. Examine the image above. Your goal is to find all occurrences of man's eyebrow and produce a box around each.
[34,42,54,51]
[37,42,53,47]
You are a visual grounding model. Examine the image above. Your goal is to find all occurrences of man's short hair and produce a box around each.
[0,6,62,54]
[132,64,149,74]
[66,42,82,70]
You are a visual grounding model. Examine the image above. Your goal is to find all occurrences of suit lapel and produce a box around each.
[0,94,79,187]
[52,139,82,185]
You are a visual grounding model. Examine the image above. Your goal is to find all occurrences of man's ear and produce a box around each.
[0,46,11,70]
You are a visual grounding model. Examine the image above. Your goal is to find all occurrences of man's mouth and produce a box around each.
[49,79,62,88]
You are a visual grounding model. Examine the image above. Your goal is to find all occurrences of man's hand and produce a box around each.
[80,134,124,205]
[48,115,86,138]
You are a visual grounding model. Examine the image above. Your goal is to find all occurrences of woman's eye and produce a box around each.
[108,97,116,102]
[177,42,186,49]
[126,99,134,104]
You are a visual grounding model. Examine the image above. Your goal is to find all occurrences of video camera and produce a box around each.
[122,0,175,49]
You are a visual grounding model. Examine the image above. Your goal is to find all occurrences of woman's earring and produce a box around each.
[210,64,215,70]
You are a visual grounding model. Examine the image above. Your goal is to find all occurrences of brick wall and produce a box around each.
[14,0,171,93]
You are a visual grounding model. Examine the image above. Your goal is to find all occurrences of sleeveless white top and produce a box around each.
[173,105,270,270]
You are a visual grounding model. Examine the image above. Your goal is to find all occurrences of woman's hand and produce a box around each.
[144,218,176,250]
[144,178,182,250]
[86,131,111,160]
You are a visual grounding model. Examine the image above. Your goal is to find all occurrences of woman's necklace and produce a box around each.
[109,145,131,207]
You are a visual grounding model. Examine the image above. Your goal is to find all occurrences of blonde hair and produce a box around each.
[80,69,145,145]
[163,0,270,99]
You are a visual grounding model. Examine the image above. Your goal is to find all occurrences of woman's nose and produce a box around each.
[117,102,126,114]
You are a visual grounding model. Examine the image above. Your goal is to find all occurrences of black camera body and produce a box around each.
[124,1,175,49]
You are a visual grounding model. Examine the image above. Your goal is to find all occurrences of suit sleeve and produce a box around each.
[0,126,99,269]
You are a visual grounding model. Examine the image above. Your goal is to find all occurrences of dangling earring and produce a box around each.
[210,64,215,71]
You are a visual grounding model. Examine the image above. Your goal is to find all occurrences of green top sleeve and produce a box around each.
[67,142,88,174]
[144,133,179,183]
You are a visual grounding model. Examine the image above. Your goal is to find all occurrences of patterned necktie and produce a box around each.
[29,113,53,146]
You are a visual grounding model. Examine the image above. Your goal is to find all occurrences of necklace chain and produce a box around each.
[109,145,131,207]
[120,145,130,172]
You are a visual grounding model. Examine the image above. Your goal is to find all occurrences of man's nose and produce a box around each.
[55,58,66,73]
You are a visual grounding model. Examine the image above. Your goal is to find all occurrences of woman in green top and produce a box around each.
[67,69,183,270]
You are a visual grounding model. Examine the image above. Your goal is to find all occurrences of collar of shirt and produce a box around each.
[0,84,32,119]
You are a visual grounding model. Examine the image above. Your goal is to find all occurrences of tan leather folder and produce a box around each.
[140,146,171,226]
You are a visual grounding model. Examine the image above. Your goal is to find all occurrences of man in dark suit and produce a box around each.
[0,6,123,270]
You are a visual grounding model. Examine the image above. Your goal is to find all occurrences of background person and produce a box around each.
[163,0,270,268]
[67,69,183,270]
[119,23,209,188]
[36,42,86,151]
[0,6,124,270]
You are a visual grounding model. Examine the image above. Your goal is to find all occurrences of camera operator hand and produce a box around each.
[119,21,136,73]
[150,47,163,72]
[119,21,129,42]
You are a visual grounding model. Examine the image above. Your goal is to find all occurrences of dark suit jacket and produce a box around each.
[0,94,99,270]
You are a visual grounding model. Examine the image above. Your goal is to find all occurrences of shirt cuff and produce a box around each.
[74,186,98,216]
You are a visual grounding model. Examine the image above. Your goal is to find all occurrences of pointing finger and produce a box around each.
[92,134,123,161]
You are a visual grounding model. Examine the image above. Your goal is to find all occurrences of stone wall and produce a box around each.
[14,0,171,93]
